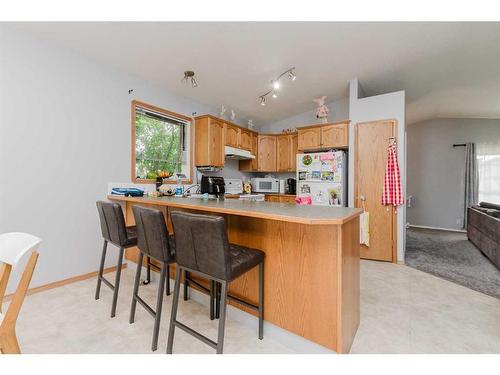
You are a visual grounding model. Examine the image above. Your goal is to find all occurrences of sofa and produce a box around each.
[467,202,500,270]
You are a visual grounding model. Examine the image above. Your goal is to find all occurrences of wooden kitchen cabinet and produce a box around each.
[321,123,348,148]
[239,133,258,171]
[258,135,277,172]
[224,123,241,148]
[265,194,297,204]
[297,127,321,151]
[195,115,225,167]
[277,133,298,172]
[297,121,350,151]
[240,129,252,151]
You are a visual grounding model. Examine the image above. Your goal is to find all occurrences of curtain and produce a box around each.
[463,143,478,228]
[477,142,500,205]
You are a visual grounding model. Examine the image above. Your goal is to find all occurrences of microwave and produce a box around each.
[251,178,280,193]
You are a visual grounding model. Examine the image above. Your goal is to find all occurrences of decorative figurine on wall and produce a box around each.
[313,96,329,123]
[230,109,236,122]
[220,105,226,119]
[247,120,255,130]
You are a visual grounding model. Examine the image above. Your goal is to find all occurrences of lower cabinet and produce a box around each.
[265,194,296,204]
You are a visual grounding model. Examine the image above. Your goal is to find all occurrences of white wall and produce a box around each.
[260,97,349,133]
[407,118,500,230]
[348,78,406,262]
[0,27,219,293]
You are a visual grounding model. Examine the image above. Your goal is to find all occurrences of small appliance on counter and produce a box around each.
[225,179,265,201]
[279,179,286,194]
[286,178,297,195]
[200,175,225,196]
[250,177,280,193]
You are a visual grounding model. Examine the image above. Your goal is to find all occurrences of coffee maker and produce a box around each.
[200,175,225,196]
[286,178,296,195]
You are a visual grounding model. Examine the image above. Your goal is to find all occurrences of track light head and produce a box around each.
[260,96,266,106]
[272,90,278,99]
[288,70,296,81]
[183,70,198,88]
[191,77,198,88]
[272,80,280,90]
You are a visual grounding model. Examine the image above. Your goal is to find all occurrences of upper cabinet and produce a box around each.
[224,123,241,148]
[239,132,258,172]
[240,129,253,151]
[277,133,298,172]
[258,135,277,172]
[297,121,350,151]
[195,116,225,167]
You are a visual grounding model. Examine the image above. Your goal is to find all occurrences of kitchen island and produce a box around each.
[108,194,362,353]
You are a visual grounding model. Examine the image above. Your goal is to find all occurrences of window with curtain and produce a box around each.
[477,142,500,204]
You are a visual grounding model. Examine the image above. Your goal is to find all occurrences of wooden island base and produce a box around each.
[113,197,360,353]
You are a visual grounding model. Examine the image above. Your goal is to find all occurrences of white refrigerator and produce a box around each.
[296,151,348,207]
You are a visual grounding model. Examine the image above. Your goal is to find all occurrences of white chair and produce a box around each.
[0,232,41,354]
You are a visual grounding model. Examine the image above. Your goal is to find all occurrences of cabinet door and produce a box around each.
[298,127,321,151]
[240,130,252,151]
[266,195,281,203]
[289,133,298,172]
[239,133,258,171]
[258,135,277,172]
[225,123,240,148]
[209,119,225,167]
[280,195,296,204]
[321,123,348,148]
[276,134,290,172]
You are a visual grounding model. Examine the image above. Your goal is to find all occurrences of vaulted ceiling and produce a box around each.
[11,22,500,125]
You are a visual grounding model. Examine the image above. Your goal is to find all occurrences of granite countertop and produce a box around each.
[108,195,362,225]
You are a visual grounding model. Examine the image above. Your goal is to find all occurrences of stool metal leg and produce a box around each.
[166,267,182,354]
[110,246,124,318]
[143,256,151,285]
[129,252,144,324]
[216,281,228,354]
[215,282,221,319]
[210,280,215,320]
[166,265,171,296]
[95,240,108,300]
[152,262,167,351]
[183,270,189,301]
[258,262,264,339]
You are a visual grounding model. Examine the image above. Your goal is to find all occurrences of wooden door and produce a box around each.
[298,127,321,151]
[355,119,397,262]
[321,123,348,148]
[225,123,240,148]
[240,129,252,151]
[195,116,224,167]
[289,133,298,171]
[276,134,290,172]
[258,135,277,172]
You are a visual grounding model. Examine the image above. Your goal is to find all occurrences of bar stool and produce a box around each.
[95,201,137,318]
[167,211,264,354]
[129,206,175,351]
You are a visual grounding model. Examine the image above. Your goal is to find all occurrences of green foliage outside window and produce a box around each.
[135,111,183,180]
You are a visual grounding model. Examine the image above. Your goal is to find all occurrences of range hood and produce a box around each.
[224,146,255,160]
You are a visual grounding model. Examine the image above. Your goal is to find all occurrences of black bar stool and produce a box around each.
[95,201,138,318]
[167,211,264,354]
[130,205,176,351]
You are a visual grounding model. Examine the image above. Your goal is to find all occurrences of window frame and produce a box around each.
[131,100,193,184]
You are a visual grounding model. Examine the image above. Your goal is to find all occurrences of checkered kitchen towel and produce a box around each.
[381,140,404,206]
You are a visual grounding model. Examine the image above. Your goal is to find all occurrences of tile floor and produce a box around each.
[5,260,500,354]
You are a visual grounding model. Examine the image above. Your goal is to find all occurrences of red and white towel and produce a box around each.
[382,140,404,206]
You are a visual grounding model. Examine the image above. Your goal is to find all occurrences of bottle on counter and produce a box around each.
[175,177,184,197]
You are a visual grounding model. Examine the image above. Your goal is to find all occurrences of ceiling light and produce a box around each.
[182,70,198,88]
[257,67,296,107]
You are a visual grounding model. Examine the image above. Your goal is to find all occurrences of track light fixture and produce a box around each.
[182,70,198,88]
[258,67,296,106]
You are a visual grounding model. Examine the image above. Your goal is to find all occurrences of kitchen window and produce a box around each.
[131,100,192,183]
[477,142,500,204]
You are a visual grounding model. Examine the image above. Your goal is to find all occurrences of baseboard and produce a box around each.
[3,263,128,302]
[408,224,466,233]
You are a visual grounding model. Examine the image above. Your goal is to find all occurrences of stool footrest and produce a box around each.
[100,276,114,291]
[174,320,217,349]
[135,295,156,318]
